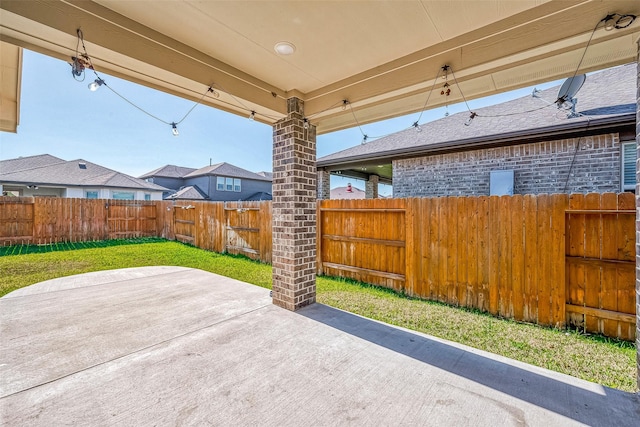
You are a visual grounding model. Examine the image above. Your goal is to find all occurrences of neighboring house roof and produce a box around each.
[331,185,365,199]
[256,171,273,180]
[138,164,197,179]
[184,162,272,181]
[318,64,636,167]
[0,154,65,174]
[166,185,209,200]
[0,155,168,191]
[243,191,272,201]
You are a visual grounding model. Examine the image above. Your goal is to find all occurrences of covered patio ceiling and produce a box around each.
[1,1,639,135]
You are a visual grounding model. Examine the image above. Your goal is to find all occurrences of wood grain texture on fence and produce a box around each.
[223,201,271,262]
[0,197,34,245]
[565,192,635,340]
[318,198,406,290]
[395,195,566,327]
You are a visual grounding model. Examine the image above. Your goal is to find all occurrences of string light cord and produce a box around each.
[555,18,602,106]
[76,28,221,130]
[345,100,397,141]
[448,67,473,114]
[476,103,554,118]
[211,81,284,121]
[413,67,444,125]
[561,116,591,193]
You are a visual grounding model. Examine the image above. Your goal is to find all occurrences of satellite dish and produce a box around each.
[556,74,586,107]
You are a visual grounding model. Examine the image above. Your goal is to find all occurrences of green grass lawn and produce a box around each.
[1,239,636,392]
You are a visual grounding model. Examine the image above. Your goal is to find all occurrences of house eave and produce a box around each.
[317,114,636,169]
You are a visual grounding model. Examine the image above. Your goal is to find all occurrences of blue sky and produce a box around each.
[0,50,562,196]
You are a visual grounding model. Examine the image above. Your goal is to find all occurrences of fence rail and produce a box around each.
[1,194,635,340]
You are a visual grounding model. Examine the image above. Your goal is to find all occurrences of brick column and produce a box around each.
[365,174,379,199]
[635,41,640,389]
[318,169,331,200]
[272,97,317,310]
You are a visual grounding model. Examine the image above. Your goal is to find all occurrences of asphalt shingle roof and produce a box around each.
[0,156,168,191]
[0,154,65,174]
[318,64,636,165]
[166,185,209,200]
[138,164,197,179]
[184,162,272,182]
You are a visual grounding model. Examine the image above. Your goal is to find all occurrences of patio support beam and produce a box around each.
[636,37,640,390]
[271,97,317,310]
[365,175,379,199]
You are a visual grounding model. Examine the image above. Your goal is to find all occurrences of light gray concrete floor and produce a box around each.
[1,266,638,426]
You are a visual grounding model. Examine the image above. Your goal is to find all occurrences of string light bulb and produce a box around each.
[207,86,220,99]
[342,100,349,111]
[171,122,179,136]
[249,111,256,120]
[464,112,477,126]
[303,118,309,129]
[361,134,368,144]
[88,78,104,91]
[412,121,422,132]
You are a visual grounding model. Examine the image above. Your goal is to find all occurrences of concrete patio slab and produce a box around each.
[1,267,638,426]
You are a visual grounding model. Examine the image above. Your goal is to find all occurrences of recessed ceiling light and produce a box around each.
[274,41,296,55]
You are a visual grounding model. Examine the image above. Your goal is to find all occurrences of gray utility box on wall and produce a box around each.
[490,170,514,196]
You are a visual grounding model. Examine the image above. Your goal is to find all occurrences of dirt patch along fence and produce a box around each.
[1,194,635,340]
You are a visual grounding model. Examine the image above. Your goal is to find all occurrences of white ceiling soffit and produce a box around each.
[0,41,21,133]
[0,0,638,134]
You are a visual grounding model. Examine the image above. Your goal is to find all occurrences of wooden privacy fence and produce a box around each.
[318,193,636,340]
[565,193,635,340]
[1,194,635,339]
[172,200,272,262]
[0,197,167,244]
[0,197,272,262]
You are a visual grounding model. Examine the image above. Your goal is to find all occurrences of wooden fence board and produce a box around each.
[498,196,511,318]
[456,197,468,306]
[488,196,500,315]
[477,196,490,312]
[536,194,551,325]
[523,194,538,323]
[466,196,478,308]
[511,195,524,321]
[583,193,601,333]
[550,193,566,328]
[600,193,618,337]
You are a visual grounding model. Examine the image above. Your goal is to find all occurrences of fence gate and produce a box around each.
[107,200,158,239]
[173,204,196,245]
[565,193,636,341]
[223,201,269,261]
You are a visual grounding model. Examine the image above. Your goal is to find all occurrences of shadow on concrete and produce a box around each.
[299,303,640,427]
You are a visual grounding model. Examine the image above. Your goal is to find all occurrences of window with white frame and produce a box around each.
[144,193,151,201]
[216,176,241,192]
[86,191,99,199]
[112,191,135,200]
[622,142,636,191]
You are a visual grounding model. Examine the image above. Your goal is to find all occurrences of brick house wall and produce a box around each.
[393,133,629,197]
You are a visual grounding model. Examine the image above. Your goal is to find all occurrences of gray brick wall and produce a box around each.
[393,134,624,197]
[365,174,379,199]
[317,169,330,200]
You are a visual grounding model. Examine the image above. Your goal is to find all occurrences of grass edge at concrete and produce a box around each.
[0,239,636,392]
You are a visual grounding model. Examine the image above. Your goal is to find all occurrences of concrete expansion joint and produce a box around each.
[0,301,272,400]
